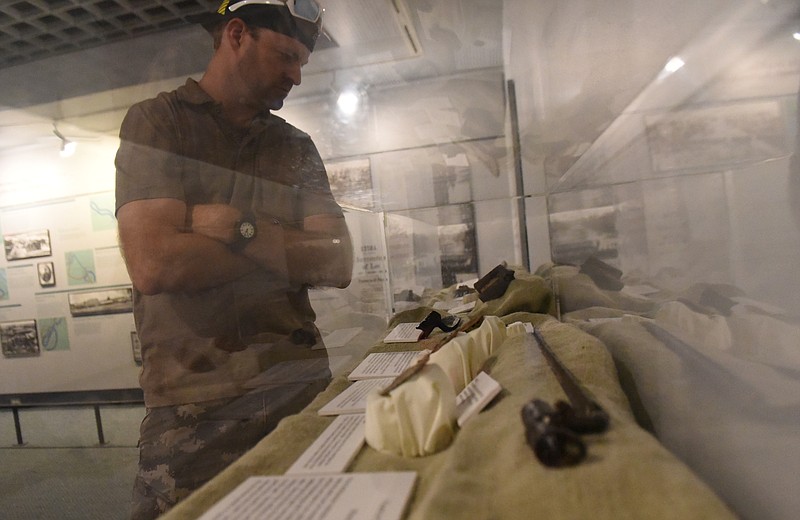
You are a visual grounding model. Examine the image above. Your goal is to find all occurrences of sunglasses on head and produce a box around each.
[225,0,323,24]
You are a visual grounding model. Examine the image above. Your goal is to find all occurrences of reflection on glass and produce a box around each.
[0,1,798,519]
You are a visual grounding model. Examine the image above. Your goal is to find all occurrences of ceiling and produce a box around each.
[0,0,502,143]
[0,0,215,70]
[0,0,470,109]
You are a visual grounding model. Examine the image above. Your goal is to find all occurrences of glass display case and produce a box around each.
[0,0,798,518]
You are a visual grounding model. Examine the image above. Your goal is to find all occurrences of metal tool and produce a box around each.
[530,327,609,434]
[521,327,609,467]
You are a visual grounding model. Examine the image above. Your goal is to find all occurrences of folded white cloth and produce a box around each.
[365,317,527,457]
[365,363,457,457]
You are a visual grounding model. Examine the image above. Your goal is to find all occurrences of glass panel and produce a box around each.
[0,0,798,518]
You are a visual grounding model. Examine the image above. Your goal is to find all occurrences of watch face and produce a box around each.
[239,221,256,240]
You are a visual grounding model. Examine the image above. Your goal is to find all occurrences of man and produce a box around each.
[114,1,353,518]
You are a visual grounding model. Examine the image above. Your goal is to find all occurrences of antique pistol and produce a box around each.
[521,328,610,467]
[521,399,586,467]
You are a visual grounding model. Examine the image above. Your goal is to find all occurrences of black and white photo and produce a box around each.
[37,261,56,287]
[1,319,40,358]
[3,229,52,261]
[68,287,133,317]
[326,158,375,211]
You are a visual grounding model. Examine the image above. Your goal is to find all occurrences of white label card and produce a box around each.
[432,297,464,311]
[315,327,363,350]
[197,472,417,520]
[383,322,422,343]
[455,372,502,427]
[348,351,420,380]
[318,378,394,416]
[449,300,477,314]
[286,414,366,475]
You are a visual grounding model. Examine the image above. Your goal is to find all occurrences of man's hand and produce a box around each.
[117,198,258,295]
[189,204,242,244]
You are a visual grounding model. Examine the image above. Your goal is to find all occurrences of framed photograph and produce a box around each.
[436,204,479,286]
[326,158,375,211]
[68,287,133,317]
[4,229,52,261]
[1,319,40,358]
[130,331,142,366]
[37,261,56,287]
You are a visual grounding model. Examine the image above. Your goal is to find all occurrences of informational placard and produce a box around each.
[383,322,422,343]
[318,378,393,416]
[455,372,502,427]
[449,300,477,314]
[197,472,417,520]
[242,356,352,389]
[315,327,363,350]
[286,414,366,475]
[347,351,420,381]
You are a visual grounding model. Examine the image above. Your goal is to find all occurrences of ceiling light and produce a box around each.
[60,141,77,158]
[793,32,800,41]
[336,89,361,116]
[663,56,685,74]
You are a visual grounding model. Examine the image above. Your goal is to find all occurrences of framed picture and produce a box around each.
[37,261,56,287]
[436,204,479,286]
[68,287,133,317]
[4,229,52,261]
[1,319,40,358]
[326,158,375,211]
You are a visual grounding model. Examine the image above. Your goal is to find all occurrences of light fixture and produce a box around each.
[53,124,77,157]
[793,31,800,42]
[336,89,361,116]
[663,56,685,74]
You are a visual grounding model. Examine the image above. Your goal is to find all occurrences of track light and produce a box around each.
[53,124,76,157]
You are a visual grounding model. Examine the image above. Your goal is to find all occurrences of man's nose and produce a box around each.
[288,64,302,86]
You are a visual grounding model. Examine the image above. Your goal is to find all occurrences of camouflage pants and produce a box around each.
[130,380,328,520]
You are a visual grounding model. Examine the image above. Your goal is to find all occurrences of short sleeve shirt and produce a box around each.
[115,79,342,407]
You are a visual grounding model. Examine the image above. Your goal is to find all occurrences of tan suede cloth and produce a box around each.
[162,271,734,520]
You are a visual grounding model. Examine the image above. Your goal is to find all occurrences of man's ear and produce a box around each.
[225,18,247,49]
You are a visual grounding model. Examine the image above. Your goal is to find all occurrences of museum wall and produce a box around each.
[0,137,139,396]
[0,63,522,398]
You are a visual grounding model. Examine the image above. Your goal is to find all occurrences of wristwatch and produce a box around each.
[232,212,257,251]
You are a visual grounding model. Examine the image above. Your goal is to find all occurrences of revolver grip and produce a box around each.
[522,399,587,467]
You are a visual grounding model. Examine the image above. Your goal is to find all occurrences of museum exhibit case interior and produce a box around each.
[0,0,799,519]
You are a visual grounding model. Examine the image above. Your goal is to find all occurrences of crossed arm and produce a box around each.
[117,198,353,295]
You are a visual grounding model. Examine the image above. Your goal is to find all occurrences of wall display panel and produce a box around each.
[0,191,139,396]
[310,210,392,320]
[645,100,788,173]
